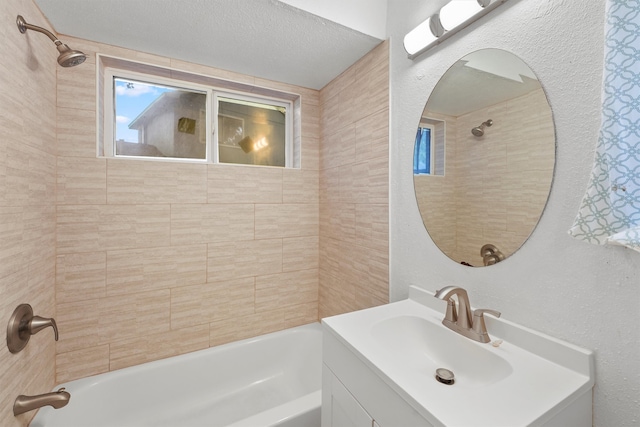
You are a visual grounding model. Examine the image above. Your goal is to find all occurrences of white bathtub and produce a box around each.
[31,323,322,427]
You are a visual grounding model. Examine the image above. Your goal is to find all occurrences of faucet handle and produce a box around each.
[472,309,501,341]
[474,309,501,318]
[29,316,59,341]
[7,304,59,353]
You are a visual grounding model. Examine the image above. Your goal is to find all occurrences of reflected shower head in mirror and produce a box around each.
[471,119,493,137]
[16,15,86,67]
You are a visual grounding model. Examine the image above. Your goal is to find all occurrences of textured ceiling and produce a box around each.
[33,0,383,90]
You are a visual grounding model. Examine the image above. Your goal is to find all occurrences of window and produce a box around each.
[414,126,434,174]
[100,56,298,168]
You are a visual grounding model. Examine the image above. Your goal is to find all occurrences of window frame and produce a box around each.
[102,66,295,167]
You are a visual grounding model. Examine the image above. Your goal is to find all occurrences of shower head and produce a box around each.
[17,15,86,67]
[471,126,484,137]
[471,119,493,137]
[55,43,87,67]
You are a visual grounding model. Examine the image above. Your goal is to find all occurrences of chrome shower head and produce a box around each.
[471,126,485,137]
[17,15,86,67]
[56,43,87,67]
[471,119,493,137]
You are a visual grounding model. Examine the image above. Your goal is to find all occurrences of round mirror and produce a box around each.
[413,49,555,267]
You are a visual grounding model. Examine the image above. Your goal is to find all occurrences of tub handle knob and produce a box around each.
[29,315,59,341]
[7,304,59,353]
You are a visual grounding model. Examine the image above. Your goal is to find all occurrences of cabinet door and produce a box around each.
[331,375,374,427]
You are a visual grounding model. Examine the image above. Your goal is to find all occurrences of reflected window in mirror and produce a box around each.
[414,118,445,176]
[414,125,433,174]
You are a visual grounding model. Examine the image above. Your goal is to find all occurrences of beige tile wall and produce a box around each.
[319,41,390,317]
[454,88,554,265]
[54,36,321,382]
[414,112,458,257]
[415,89,554,266]
[0,1,58,425]
[2,4,390,406]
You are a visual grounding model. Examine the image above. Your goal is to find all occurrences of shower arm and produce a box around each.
[17,16,63,46]
[16,15,86,68]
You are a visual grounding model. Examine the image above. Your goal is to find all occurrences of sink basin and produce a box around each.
[371,315,512,387]
[322,286,595,426]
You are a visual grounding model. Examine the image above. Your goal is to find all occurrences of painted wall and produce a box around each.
[319,41,390,318]
[0,1,58,425]
[388,0,640,425]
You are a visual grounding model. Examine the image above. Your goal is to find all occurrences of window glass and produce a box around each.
[217,97,287,167]
[114,77,207,159]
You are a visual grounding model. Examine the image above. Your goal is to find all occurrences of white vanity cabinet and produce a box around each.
[323,371,373,427]
[320,286,594,427]
[321,325,433,427]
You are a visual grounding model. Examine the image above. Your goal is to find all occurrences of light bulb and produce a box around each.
[254,137,269,151]
[439,0,485,31]
[403,16,440,56]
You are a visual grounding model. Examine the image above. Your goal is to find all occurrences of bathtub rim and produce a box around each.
[59,321,322,389]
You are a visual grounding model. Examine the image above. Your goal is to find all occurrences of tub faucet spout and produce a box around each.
[13,388,70,416]
[434,286,500,343]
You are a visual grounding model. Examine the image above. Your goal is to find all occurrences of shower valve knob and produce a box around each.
[7,304,59,353]
[29,315,59,340]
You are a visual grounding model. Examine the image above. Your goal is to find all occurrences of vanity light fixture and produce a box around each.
[403,0,509,60]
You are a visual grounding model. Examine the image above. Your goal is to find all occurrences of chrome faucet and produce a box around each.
[434,286,501,343]
[13,388,71,416]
